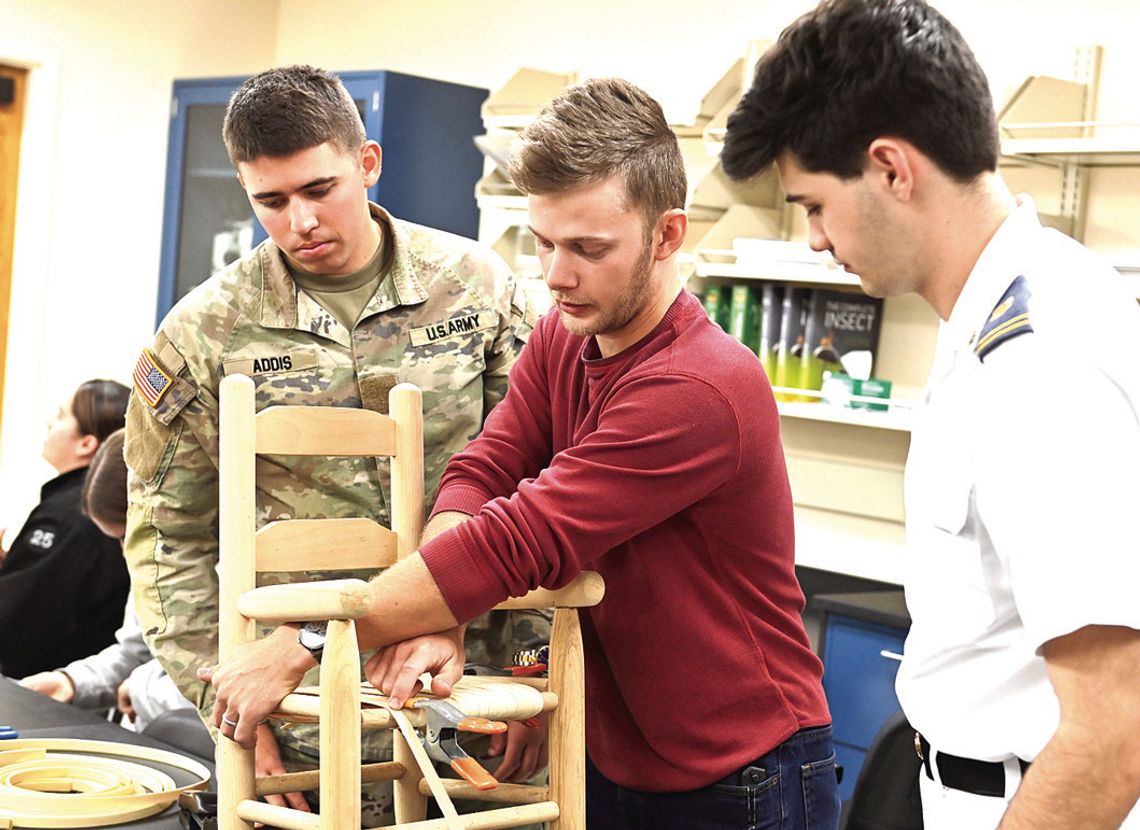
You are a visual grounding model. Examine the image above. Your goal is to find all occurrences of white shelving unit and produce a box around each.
[775,400,914,433]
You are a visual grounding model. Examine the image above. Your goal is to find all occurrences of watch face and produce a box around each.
[299,627,326,651]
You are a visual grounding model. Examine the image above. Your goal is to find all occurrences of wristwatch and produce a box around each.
[297,621,328,663]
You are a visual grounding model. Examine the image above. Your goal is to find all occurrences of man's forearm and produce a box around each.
[1001,625,1140,829]
[420,510,471,545]
[1000,730,1135,829]
[354,553,460,650]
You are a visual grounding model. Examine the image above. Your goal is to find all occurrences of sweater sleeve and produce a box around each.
[420,370,743,622]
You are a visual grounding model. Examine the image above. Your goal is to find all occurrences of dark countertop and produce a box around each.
[0,677,215,828]
[810,590,911,631]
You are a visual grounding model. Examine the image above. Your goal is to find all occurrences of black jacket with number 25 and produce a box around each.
[0,467,129,679]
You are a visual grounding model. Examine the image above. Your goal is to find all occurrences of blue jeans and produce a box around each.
[586,726,841,830]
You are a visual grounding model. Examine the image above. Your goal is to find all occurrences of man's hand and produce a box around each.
[255,723,311,819]
[115,678,136,721]
[487,717,549,783]
[364,626,467,710]
[19,671,76,703]
[198,624,315,749]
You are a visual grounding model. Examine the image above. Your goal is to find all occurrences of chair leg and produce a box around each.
[548,608,586,830]
[393,727,429,822]
[217,738,256,830]
[321,619,362,829]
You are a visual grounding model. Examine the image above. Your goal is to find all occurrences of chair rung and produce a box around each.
[255,761,406,796]
[416,778,549,804]
[237,798,320,830]
[376,801,560,829]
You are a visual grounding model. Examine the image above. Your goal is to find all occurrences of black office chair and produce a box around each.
[841,709,924,830]
[141,708,216,764]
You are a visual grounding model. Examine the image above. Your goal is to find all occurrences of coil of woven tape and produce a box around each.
[0,738,211,828]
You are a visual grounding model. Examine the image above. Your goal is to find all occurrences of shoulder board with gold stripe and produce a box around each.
[975,275,1034,362]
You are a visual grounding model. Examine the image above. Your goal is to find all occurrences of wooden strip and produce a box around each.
[393,726,427,823]
[415,779,550,804]
[0,738,210,828]
[493,572,604,610]
[389,709,464,830]
[256,519,397,572]
[255,406,396,456]
[255,762,405,796]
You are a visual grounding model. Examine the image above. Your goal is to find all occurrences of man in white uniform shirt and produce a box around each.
[721,0,1140,827]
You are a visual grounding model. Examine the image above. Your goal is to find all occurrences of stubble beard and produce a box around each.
[558,237,656,340]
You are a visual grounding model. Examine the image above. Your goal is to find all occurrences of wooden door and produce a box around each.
[0,65,27,435]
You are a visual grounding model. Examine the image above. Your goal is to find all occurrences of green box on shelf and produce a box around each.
[852,378,893,412]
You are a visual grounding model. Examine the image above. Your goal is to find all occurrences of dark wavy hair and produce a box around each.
[722,0,999,182]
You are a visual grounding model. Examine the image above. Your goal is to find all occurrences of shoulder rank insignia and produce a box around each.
[974,275,1034,362]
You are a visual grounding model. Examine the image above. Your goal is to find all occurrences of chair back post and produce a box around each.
[389,383,424,559]
[217,374,258,830]
[547,607,586,830]
[388,382,430,823]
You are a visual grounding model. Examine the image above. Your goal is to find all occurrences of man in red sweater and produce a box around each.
[207,77,837,829]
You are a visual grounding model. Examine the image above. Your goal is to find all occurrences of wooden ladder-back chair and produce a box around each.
[217,374,603,830]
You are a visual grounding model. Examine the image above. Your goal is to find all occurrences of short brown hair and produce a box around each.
[223,65,366,164]
[508,77,687,230]
[72,379,130,443]
[81,429,127,528]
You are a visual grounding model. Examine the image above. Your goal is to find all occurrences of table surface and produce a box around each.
[0,677,216,829]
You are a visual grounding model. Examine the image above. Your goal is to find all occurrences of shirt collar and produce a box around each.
[257,203,428,330]
[945,194,1041,346]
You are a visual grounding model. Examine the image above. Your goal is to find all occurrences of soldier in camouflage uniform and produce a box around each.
[124,65,547,826]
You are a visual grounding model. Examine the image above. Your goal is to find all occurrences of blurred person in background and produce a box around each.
[0,379,131,678]
[19,429,196,731]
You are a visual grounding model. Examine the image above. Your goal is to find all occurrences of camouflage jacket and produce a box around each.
[124,204,546,758]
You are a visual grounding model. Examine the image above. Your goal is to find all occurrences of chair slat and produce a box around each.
[255,518,397,572]
[255,406,396,456]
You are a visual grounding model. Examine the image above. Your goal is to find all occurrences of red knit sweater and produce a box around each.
[420,290,829,791]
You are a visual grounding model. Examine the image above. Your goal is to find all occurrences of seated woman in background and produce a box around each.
[0,378,131,678]
[19,429,195,730]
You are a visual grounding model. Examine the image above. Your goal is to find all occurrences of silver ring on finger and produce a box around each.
[221,715,238,728]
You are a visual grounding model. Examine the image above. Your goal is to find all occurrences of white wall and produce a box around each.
[1,0,1138,528]
[0,0,278,529]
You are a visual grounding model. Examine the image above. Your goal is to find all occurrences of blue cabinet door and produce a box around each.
[821,615,907,801]
[156,71,487,324]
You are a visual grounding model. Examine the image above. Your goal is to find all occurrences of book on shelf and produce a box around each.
[799,289,884,393]
[701,284,731,330]
[759,284,783,381]
[727,284,761,353]
[773,287,810,402]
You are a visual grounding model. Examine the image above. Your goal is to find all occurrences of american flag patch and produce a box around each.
[133,348,173,407]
